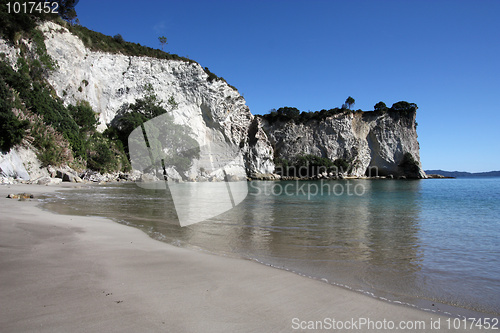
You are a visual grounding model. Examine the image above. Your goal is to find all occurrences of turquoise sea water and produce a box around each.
[43,178,500,318]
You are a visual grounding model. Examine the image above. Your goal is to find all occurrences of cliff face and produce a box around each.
[261,110,425,178]
[1,21,425,180]
[38,21,260,179]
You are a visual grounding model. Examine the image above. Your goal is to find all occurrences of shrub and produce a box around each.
[107,87,180,157]
[0,77,29,151]
[295,154,335,177]
[0,1,37,42]
[86,134,117,172]
[274,154,353,178]
[203,67,218,82]
[374,101,388,112]
[0,108,29,151]
[28,116,73,166]
[275,154,333,177]
[31,29,57,70]
[277,107,300,120]
[113,34,124,44]
[391,101,417,112]
[68,100,98,132]
[274,157,291,176]
[333,158,350,172]
[202,67,238,91]
[262,106,348,124]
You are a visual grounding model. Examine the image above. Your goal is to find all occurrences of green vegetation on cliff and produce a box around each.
[0,57,128,171]
[275,154,351,178]
[66,24,195,63]
[0,74,29,151]
[105,84,177,156]
[0,1,129,172]
[262,101,418,124]
[105,84,200,177]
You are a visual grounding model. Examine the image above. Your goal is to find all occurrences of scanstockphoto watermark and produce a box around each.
[250,179,367,200]
[291,316,500,331]
[292,317,428,331]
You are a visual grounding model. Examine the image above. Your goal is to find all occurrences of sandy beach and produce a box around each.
[0,184,485,332]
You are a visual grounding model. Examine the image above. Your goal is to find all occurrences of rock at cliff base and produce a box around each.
[7,193,34,199]
[37,177,63,185]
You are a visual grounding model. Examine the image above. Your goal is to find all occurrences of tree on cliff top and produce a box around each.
[158,36,167,51]
[56,0,79,23]
[345,96,355,110]
[374,101,388,112]
[391,101,417,112]
[277,107,300,120]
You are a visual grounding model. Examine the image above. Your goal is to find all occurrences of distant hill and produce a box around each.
[425,170,500,178]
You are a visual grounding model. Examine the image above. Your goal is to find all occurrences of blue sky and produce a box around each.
[75,0,499,172]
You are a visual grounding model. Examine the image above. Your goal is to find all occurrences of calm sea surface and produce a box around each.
[42,178,500,317]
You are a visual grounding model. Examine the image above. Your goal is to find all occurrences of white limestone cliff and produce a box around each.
[39,21,253,179]
[261,110,425,178]
[1,21,425,180]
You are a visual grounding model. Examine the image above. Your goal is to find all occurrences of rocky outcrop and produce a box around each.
[0,148,30,180]
[244,117,275,176]
[261,110,426,178]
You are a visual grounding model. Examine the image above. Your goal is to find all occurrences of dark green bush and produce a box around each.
[274,157,291,176]
[107,86,170,156]
[107,89,199,175]
[390,101,417,112]
[262,106,347,124]
[31,29,57,70]
[374,101,388,112]
[202,67,237,91]
[277,107,300,120]
[333,158,350,172]
[68,100,98,132]
[204,67,218,82]
[28,118,73,166]
[113,34,124,44]
[275,154,352,178]
[294,154,334,177]
[86,133,120,172]
[0,1,37,42]
[35,131,66,166]
[0,78,29,151]
[1,61,89,159]
[262,99,419,126]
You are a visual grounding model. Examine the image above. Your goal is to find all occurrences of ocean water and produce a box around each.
[42,178,500,318]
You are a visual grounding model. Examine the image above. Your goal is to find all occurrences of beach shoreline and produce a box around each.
[0,184,486,332]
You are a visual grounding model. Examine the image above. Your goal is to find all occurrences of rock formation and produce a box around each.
[0,21,425,181]
[261,110,425,178]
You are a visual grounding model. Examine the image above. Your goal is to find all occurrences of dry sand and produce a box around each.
[0,184,484,332]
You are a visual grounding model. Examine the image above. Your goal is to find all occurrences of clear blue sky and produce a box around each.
[75,0,499,172]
